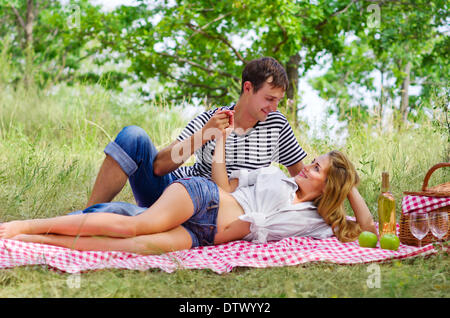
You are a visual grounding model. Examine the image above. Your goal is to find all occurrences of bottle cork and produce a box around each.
[381,172,389,192]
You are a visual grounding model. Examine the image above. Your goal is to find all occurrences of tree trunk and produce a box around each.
[24,0,35,87]
[24,0,34,47]
[11,0,35,87]
[399,61,412,125]
[285,53,301,127]
[378,68,384,128]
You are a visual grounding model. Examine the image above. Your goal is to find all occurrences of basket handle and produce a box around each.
[422,162,450,191]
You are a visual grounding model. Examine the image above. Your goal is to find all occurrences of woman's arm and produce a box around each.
[214,219,251,244]
[347,187,378,235]
[211,111,238,192]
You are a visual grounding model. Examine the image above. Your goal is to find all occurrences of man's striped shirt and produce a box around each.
[172,105,307,180]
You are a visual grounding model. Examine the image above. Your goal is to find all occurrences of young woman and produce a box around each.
[0,121,376,254]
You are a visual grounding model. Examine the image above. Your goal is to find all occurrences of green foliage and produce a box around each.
[0,1,448,298]
[90,0,368,106]
[310,0,449,126]
[1,1,446,129]
[0,255,448,297]
[0,0,107,88]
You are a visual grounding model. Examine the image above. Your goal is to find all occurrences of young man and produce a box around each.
[79,57,372,232]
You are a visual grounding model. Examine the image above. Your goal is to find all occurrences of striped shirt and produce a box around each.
[172,105,307,180]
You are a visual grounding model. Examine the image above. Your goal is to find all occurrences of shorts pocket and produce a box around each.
[184,221,216,246]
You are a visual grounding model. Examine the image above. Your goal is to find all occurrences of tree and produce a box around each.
[98,0,368,125]
[0,0,111,88]
[310,0,449,127]
[2,0,445,132]
[1,0,37,86]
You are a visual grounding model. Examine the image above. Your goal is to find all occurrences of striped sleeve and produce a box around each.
[176,110,214,142]
[273,120,307,166]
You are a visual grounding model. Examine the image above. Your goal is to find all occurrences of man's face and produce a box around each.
[244,80,285,122]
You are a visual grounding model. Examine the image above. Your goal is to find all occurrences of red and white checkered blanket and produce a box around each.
[0,223,444,274]
[402,195,450,214]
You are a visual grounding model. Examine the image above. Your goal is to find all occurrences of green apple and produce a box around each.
[358,231,378,248]
[380,234,400,251]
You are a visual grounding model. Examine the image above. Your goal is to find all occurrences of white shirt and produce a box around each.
[229,166,334,243]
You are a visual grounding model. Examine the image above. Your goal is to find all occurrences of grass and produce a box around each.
[0,254,448,298]
[0,76,449,298]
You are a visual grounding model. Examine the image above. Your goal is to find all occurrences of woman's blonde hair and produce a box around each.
[313,150,361,242]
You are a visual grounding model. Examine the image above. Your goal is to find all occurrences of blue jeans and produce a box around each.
[69,125,176,214]
[105,125,177,207]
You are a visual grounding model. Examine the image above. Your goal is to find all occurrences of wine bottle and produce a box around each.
[378,172,396,237]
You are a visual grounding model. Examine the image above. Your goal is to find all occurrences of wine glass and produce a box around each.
[409,212,429,247]
[429,211,448,243]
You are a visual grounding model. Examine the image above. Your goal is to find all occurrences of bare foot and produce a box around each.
[0,221,30,239]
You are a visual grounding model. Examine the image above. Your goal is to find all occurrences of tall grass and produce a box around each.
[0,78,187,221]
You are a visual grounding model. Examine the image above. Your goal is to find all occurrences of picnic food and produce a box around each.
[378,172,396,237]
[358,231,378,248]
[380,233,400,251]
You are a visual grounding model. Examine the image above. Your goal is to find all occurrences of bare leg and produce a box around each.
[86,155,128,208]
[0,213,137,239]
[13,226,193,255]
[0,183,194,239]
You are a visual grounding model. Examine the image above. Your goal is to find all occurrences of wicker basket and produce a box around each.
[399,163,450,246]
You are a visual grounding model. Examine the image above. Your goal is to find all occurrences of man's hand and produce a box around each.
[153,108,234,176]
[220,109,234,140]
[203,109,234,141]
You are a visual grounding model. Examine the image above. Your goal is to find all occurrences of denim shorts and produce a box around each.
[173,177,220,248]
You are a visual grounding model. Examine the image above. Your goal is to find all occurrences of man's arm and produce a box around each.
[153,110,232,176]
[347,187,377,235]
[153,131,203,177]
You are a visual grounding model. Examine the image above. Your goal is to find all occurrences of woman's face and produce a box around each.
[294,154,331,201]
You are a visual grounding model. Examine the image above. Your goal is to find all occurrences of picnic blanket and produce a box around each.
[0,223,445,274]
[401,195,450,214]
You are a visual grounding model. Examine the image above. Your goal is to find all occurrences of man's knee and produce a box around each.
[115,125,149,145]
[113,125,156,159]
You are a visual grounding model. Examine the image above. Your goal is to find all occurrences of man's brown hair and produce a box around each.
[240,57,289,95]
